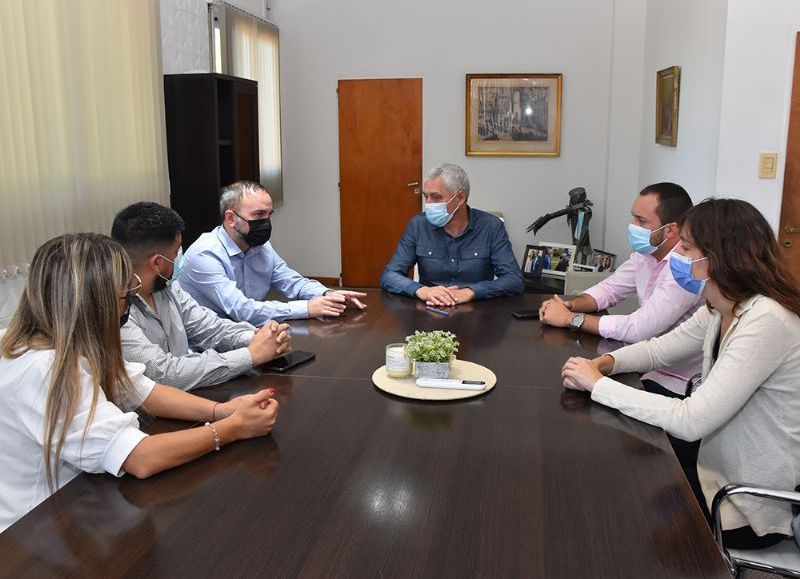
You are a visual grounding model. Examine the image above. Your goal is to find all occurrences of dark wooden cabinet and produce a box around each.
[164,73,259,246]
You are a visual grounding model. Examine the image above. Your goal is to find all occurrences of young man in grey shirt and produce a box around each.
[112,202,291,390]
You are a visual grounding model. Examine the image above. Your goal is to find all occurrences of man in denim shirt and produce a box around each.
[381,164,523,306]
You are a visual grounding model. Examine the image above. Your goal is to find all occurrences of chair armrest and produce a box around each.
[711,484,800,546]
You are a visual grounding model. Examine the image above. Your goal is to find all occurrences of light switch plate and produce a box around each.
[759,152,778,179]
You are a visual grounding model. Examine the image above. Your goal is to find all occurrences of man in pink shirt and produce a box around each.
[539,182,702,399]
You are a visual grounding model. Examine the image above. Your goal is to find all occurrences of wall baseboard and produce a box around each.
[308,276,340,287]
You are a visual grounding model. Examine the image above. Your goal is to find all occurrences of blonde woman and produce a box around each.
[0,234,279,532]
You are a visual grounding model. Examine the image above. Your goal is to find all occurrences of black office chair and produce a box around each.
[711,484,800,577]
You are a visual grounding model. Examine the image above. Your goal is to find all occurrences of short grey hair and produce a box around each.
[424,163,470,199]
[219,180,269,220]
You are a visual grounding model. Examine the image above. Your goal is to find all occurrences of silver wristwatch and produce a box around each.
[569,313,585,331]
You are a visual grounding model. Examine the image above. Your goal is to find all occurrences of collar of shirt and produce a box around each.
[216,225,246,258]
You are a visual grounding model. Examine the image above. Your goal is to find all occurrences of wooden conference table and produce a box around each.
[0,291,729,578]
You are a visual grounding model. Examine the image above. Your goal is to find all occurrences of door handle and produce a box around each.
[784,225,800,234]
[406,182,419,187]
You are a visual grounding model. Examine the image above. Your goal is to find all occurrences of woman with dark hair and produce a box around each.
[0,233,280,532]
[561,198,800,549]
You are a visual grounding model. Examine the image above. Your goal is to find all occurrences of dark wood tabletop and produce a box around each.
[0,291,729,578]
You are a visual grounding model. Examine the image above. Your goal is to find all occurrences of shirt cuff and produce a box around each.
[102,425,148,477]
[461,283,484,300]
[229,346,255,371]
[597,315,615,339]
[290,300,311,319]
[590,376,625,405]
[404,280,423,298]
[583,286,610,311]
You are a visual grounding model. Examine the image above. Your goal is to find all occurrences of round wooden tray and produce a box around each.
[372,359,497,401]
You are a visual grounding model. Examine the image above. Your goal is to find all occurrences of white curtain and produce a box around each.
[0,0,169,274]
[214,2,283,204]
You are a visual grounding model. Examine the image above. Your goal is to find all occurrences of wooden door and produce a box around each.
[339,78,422,287]
[779,34,800,280]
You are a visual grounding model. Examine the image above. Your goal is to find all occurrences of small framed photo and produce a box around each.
[591,250,617,272]
[521,242,576,279]
[466,73,562,156]
[656,66,680,146]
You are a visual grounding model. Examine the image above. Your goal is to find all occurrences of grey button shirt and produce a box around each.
[120,283,255,390]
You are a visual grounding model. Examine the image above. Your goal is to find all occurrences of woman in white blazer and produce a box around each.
[561,198,800,550]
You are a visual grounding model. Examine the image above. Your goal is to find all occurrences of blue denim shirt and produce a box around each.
[179,226,328,325]
[380,208,524,300]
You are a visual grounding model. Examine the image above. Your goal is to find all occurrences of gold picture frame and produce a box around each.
[656,66,680,146]
[466,73,562,157]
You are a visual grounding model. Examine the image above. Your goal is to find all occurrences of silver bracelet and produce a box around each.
[204,421,221,451]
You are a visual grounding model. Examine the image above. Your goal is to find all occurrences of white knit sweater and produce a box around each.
[593,295,800,535]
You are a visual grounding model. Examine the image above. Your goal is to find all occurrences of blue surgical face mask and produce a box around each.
[669,252,709,296]
[627,223,669,255]
[157,247,184,286]
[424,193,459,228]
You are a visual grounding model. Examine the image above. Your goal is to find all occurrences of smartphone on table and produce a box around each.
[263,351,316,372]
[511,310,540,320]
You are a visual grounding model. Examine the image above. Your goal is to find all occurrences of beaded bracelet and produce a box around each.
[204,422,221,451]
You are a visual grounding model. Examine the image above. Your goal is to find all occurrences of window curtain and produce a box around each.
[212,2,283,205]
[0,0,169,274]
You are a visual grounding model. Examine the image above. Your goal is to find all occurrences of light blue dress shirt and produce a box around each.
[179,226,328,325]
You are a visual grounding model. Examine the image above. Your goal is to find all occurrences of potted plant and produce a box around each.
[404,330,459,379]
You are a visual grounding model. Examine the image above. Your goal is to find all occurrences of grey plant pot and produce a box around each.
[414,361,451,379]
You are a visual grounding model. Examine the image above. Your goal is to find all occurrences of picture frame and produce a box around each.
[521,242,576,280]
[466,73,562,156]
[590,249,617,272]
[655,66,680,146]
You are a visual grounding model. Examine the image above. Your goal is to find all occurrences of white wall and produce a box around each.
[715,0,800,228]
[637,0,728,211]
[267,0,641,278]
[603,0,647,258]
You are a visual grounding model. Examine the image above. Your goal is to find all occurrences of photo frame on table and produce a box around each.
[466,73,562,156]
[656,66,680,146]
[591,249,617,272]
[521,242,576,280]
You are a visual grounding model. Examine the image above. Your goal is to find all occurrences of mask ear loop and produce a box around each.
[651,222,672,251]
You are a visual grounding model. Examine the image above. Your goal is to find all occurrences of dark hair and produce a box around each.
[682,198,800,316]
[111,202,185,265]
[639,182,693,225]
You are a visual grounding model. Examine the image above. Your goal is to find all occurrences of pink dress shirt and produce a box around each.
[584,251,703,394]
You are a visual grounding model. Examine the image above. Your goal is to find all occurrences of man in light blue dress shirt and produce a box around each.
[381,164,523,307]
[180,181,367,326]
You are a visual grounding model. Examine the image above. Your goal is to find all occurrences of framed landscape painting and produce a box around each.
[656,66,680,146]
[466,73,562,156]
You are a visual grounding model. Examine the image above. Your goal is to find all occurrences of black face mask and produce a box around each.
[234,212,272,247]
[120,294,135,327]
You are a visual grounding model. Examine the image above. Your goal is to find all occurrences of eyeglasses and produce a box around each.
[122,273,142,300]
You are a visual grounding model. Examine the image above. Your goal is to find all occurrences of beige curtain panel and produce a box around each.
[213,2,283,205]
[0,0,169,273]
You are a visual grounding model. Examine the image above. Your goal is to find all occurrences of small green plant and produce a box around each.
[403,330,459,363]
